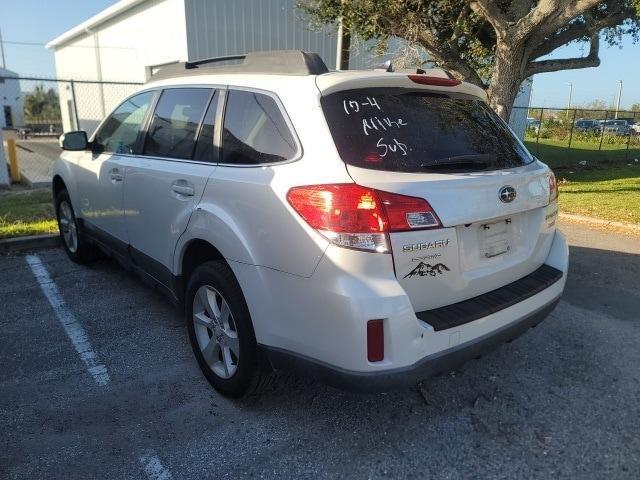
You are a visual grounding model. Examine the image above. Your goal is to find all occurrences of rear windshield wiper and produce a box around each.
[421,154,495,172]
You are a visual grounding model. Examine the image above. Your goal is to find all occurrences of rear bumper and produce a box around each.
[264,295,560,392]
[233,229,568,389]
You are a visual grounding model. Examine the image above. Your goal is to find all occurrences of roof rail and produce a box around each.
[150,50,329,81]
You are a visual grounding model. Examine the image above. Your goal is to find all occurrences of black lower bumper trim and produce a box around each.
[416,264,563,331]
[263,297,560,393]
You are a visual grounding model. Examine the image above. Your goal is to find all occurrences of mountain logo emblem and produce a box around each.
[403,262,450,279]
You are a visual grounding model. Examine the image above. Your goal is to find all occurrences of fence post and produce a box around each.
[70,80,80,131]
[535,107,544,154]
[0,132,8,187]
[567,108,577,149]
[7,139,20,182]
[598,110,609,152]
[625,111,636,161]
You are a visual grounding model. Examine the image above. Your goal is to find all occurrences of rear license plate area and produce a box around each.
[480,218,512,258]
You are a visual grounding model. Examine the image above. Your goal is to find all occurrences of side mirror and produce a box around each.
[59,131,88,151]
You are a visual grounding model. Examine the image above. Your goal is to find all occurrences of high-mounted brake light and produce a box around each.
[549,172,558,203]
[286,184,442,253]
[408,75,461,87]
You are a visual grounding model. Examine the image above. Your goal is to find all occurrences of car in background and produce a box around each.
[602,119,631,136]
[526,117,540,134]
[574,119,601,134]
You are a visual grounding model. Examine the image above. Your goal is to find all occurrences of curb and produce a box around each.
[559,212,640,233]
[0,234,60,254]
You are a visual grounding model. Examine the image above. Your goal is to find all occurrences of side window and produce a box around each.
[94,91,153,154]
[193,91,220,162]
[222,90,297,165]
[143,88,212,160]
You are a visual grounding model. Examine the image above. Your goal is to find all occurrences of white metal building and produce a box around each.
[47,0,530,137]
[47,0,341,132]
[0,67,25,129]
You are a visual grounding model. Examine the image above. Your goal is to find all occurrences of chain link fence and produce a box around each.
[514,105,640,167]
[0,76,143,136]
[1,75,142,185]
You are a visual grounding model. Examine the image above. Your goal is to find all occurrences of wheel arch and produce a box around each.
[52,174,67,197]
[173,207,257,277]
[179,239,228,287]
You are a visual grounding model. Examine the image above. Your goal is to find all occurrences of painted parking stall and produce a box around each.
[26,254,110,386]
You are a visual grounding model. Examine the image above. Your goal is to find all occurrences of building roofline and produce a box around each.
[46,0,149,49]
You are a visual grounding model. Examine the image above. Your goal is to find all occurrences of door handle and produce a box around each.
[171,183,195,196]
[109,168,123,183]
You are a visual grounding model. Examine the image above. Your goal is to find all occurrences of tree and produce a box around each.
[299,1,639,119]
[24,85,62,122]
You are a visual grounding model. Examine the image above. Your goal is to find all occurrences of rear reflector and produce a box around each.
[408,75,461,87]
[367,319,384,362]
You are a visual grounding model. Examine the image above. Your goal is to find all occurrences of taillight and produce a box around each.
[549,172,558,203]
[408,75,461,87]
[377,190,441,231]
[286,184,442,253]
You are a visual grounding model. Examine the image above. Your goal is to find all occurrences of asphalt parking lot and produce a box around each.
[1,220,639,479]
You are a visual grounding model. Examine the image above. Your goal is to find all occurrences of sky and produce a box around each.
[1,0,639,109]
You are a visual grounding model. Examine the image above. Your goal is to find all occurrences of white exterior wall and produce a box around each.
[0,68,25,129]
[50,0,188,134]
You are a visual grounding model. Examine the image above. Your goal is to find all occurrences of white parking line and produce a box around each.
[25,254,110,386]
[139,451,173,480]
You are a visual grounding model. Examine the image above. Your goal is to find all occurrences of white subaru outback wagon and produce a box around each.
[54,50,567,397]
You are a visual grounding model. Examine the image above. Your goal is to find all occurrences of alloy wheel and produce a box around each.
[192,285,239,379]
[58,201,78,253]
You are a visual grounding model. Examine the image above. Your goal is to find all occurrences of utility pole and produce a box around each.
[0,26,6,69]
[615,80,623,119]
[566,82,572,119]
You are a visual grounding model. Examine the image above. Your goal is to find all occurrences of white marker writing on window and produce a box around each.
[377,137,408,157]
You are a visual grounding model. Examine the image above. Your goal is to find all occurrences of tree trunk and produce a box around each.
[486,43,525,121]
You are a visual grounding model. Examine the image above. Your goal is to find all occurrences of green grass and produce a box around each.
[555,167,640,224]
[523,138,640,224]
[524,137,640,168]
[0,189,58,239]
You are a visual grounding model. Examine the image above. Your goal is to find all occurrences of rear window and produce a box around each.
[321,88,534,173]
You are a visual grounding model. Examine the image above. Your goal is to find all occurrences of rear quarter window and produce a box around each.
[222,89,298,165]
[321,88,534,173]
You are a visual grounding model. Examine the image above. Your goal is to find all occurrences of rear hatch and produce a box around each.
[318,77,558,312]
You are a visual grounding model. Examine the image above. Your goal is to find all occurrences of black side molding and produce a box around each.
[416,264,563,331]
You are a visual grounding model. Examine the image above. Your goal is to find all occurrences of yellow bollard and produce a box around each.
[6,138,20,183]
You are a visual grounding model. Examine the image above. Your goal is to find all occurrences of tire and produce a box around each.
[54,189,99,264]
[185,260,266,398]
